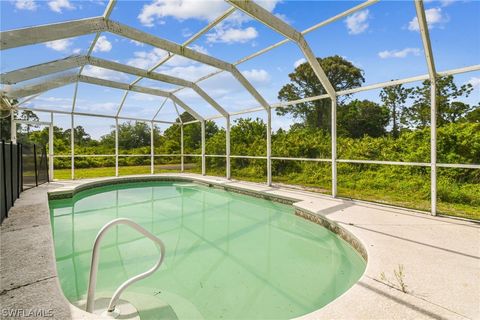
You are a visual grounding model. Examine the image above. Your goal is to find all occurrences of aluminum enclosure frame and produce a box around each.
[1,0,478,216]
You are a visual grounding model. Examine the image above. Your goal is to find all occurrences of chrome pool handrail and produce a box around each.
[85,218,165,314]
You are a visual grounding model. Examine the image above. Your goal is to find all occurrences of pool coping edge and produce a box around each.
[47,175,368,264]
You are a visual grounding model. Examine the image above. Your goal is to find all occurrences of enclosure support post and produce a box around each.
[431,81,437,215]
[180,124,184,173]
[115,118,119,177]
[150,121,154,174]
[331,98,337,197]
[10,111,16,143]
[266,108,272,186]
[49,112,54,181]
[70,82,78,180]
[226,115,231,180]
[71,114,74,180]
[201,120,206,176]
[415,0,437,215]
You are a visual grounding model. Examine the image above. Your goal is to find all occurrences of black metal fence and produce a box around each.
[1,140,49,224]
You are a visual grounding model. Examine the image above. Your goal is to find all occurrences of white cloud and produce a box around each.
[439,0,456,6]
[408,8,449,31]
[129,92,158,102]
[127,45,209,70]
[467,77,480,89]
[206,27,258,44]
[205,2,281,44]
[48,0,75,13]
[378,47,422,59]
[242,69,271,84]
[77,101,118,113]
[93,36,112,53]
[36,96,71,103]
[345,10,370,35]
[82,66,129,82]
[129,40,145,47]
[161,64,217,82]
[14,0,37,11]
[45,39,72,52]
[425,0,456,7]
[137,0,283,27]
[127,48,169,69]
[294,58,306,68]
[188,44,208,55]
[182,28,192,38]
[138,0,229,27]
[256,0,281,12]
[72,48,82,54]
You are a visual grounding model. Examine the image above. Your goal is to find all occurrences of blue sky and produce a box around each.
[1,0,479,138]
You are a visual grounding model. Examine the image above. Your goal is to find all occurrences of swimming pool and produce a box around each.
[49,181,366,319]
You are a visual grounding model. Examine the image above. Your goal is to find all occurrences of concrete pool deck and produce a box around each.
[1,173,479,320]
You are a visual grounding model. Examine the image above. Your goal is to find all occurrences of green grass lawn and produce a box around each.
[53,165,479,220]
[53,164,200,179]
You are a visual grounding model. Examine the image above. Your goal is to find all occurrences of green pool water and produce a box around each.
[49,181,366,320]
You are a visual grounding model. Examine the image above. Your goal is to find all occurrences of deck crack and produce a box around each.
[0,275,57,295]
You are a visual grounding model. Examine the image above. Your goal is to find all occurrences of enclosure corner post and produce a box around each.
[71,114,74,180]
[150,121,154,175]
[180,123,184,173]
[226,115,231,180]
[267,107,272,186]
[115,117,119,177]
[49,112,54,181]
[201,120,206,176]
[331,98,337,197]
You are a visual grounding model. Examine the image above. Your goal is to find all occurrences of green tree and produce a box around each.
[404,75,473,128]
[464,105,480,123]
[100,121,161,151]
[231,118,267,156]
[338,100,390,138]
[380,84,412,138]
[162,112,219,154]
[277,55,364,129]
[17,110,40,135]
[64,126,92,147]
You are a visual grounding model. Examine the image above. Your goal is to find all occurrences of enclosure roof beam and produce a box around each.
[77,75,204,120]
[142,6,236,79]
[15,105,177,124]
[0,17,106,50]
[1,15,270,111]
[191,84,229,117]
[1,55,229,117]
[3,73,203,121]
[169,0,377,96]
[415,0,437,78]
[104,19,270,110]
[4,73,78,98]
[1,56,88,84]
[226,0,336,100]
[0,17,227,69]
[115,6,236,120]
[88,57,229,116]
[77,0,117,113]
